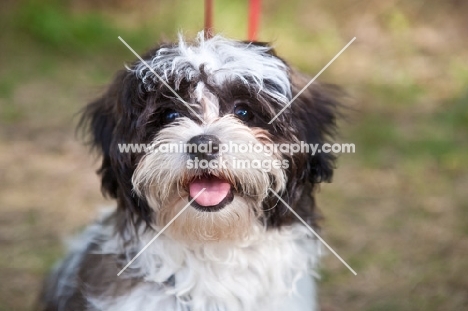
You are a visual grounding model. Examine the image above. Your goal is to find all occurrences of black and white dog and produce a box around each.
[39,32,340,311]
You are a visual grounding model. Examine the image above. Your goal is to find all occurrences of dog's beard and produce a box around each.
[132,115,287,242]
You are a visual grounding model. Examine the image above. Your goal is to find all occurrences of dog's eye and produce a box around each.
[234,103,253,121]
[163,110,181,123]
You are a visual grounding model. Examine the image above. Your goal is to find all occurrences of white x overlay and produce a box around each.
[268,37,356,124]
[116,35,357,277]
[269,188,357,275]
[117,188,206,276]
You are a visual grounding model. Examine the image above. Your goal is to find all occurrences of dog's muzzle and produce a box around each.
[186,134,234,212]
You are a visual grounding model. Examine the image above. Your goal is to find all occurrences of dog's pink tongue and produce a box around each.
[189,176,231,207]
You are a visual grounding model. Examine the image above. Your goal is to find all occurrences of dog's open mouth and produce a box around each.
[188,175,234,212]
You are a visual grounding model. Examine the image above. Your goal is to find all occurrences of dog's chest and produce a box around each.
[89,225,319,311]
[95,269,316,311]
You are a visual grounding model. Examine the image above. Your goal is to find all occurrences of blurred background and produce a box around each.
[1,0,467,310]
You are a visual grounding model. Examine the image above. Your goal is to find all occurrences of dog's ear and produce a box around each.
[79,67,154,227]
[289,71,341,183]
[78,69,144,195]
[79,81,119,199]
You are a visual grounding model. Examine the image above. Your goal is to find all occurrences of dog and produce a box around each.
[38,32,340,311]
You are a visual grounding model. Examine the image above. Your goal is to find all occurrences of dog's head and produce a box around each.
[80,33,339,242]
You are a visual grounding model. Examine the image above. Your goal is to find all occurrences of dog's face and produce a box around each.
[81,33,338,242]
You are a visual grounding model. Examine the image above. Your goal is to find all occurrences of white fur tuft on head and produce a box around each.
[133,31,292,104]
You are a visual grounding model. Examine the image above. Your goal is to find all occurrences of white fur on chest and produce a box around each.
[87,223,320,311]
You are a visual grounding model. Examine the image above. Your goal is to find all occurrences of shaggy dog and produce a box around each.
[38,32,340,311]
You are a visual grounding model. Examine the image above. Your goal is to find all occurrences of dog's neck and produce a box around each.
[79,213,320,311]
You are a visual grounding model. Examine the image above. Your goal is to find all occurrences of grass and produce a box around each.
[1,0,468,310]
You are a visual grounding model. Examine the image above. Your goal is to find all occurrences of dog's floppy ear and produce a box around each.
[79,81,119,199]
[289,71,341,183]
[78,70,138,198]
[79,67,154,227]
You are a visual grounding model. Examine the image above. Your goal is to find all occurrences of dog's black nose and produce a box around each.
[187,135,220,160]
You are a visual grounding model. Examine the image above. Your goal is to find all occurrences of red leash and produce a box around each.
[204,0,261,41]
[204,0,214,39]
[247,0,261,41]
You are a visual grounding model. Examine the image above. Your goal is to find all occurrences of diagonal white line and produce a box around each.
[118,36,206,124]
[268,188,357,275]
[117,188,206,276]
[268,37,356,124]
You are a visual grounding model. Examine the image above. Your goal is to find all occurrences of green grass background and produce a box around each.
[0,0,467,310]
